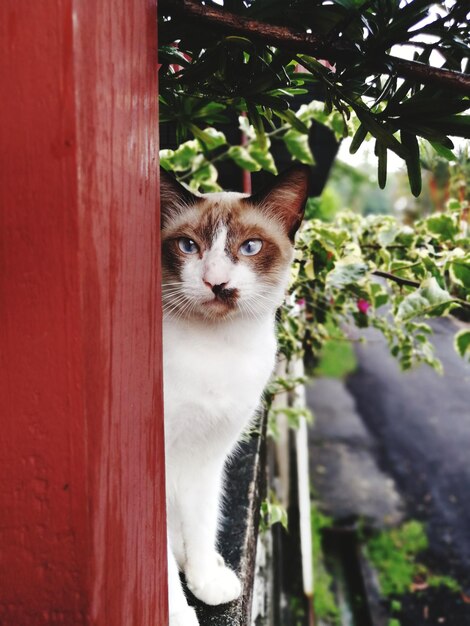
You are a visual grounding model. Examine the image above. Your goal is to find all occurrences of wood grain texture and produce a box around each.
[0,1,167,624]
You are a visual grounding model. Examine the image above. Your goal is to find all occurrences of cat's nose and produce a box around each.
[204,281,228,295]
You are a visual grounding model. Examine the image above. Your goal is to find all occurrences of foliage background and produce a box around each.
[158,0,470,370]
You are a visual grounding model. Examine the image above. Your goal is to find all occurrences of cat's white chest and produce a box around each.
[163,317,276,455]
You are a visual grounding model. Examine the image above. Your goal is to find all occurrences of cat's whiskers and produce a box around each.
[252,296,272,310]
[237,285,279,313]
[170,291,209,322]
[252,306,272,322]
[166,286,279,323]
[162,286,191,297]
[238,300,250,321]
[242,298,264,323]
[177,298,199,321]
[243,289,277,311]
[163,305,183,320]
[162,294,184,302]
[225,309,237,322]
[162,287,186,295]
[163,294,192,319]
[162,294,185,304]
[162,286,186,298]
[253,294,278,309]
[163,292,187,306]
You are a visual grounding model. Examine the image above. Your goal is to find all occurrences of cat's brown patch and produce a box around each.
[162,199,294,284]
[226,208,293,284]
[248,165,310,241]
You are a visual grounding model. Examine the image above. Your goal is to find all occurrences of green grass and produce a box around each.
[311,503,340,625]
[366,520,461,597]
[366,520,427,596]
[427,574,461,593]
[314,337,357,378]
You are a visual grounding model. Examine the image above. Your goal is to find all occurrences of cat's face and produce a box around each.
[160,167,309,322]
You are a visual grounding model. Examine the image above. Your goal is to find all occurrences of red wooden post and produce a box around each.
[0,2,167,625]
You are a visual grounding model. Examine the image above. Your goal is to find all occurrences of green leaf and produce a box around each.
[283,130,315,165]
[401,131,421,197]
[430,141,456,162]
[455,330,470,359]
[448,199,462,211]
[269,503,288,529]
[171,140,200,171]
[228,146,262,172]
[200,127,227,149]
[159,149,175,171]
[252,94,289,111]
[261,493,288,531]
[377,222,400,247]
[313,225,349,250]
[326,256,369,288]
[351,104,407,159]
[248,141,278,174]
[238,114,256,139]
[189,125,226,150]
[247,103,267,149]
[371,283,389,309]
[276,109,310,134]
[350,123,368,154]
[224,35,255,49]
[396,277,453,321]
[190,156,219,186]
[450,260,470,289]
[377,141,388,189]
[304,258,315,280]
[192,102,228,122]
[199,179,222,193]
[426,214,459,240]
[430,115,470,140]
[390,95,470,118]
[272,406,314,429]
[407,124,455,149]
[159,45,190,67]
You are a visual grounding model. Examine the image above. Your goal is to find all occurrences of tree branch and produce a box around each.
[372,270,470,311]
[372,270,420,288]
[160,0,470,94]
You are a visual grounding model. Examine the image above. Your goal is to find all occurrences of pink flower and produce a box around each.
[357,299,371,314]
[296,298,306,307]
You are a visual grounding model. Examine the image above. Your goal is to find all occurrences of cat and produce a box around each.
[161,165,309,626]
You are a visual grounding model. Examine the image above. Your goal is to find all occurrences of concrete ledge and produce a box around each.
[307,378,403,527]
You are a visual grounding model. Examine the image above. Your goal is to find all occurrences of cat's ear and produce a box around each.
[249,165,310,241]
[159,168,197,225]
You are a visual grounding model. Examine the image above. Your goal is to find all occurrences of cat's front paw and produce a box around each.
[170,607,199,626]
[186,557,241,606]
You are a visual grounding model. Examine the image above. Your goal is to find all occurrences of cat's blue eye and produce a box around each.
[239,239,263,256]
[178,237,199,254]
